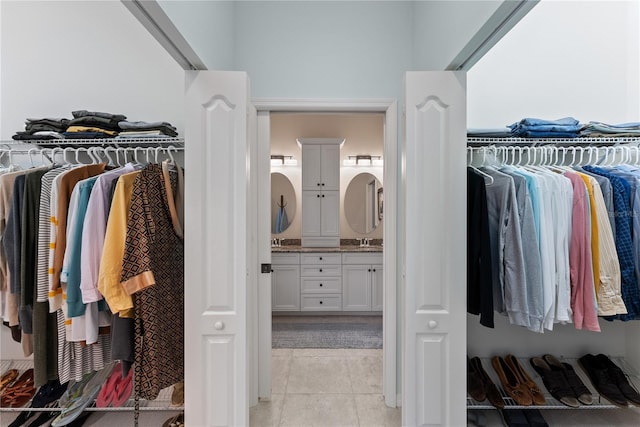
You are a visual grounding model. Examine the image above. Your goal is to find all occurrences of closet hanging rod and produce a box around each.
[467,136,640,147]
[0,137,185,148]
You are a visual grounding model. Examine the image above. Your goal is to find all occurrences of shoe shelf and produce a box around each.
[1,359,184,412]
[467,356,640,410]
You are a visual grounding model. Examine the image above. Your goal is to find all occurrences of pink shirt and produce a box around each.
[564,171,600,332]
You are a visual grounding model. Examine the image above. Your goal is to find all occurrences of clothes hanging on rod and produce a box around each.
[467,144,636,333]
[0,144,184,403]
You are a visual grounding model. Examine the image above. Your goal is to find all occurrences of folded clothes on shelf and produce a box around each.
[508,117,581,138]
[467,127,512,138]
[580,121,640,136]
[119,120,178,137]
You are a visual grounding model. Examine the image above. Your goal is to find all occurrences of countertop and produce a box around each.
[271,245,383,253]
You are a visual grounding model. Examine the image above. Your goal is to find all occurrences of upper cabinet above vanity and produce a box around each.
[300,138,342,191]
[299,138,343,248]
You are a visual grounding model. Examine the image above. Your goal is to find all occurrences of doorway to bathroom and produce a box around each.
[252,100,398,410]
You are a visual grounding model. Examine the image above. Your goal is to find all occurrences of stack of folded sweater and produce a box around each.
[11,110,179,140]
[62,110,126,139]
[12,118,70,140]
[508,117,582,138]
[116,120,178,138]
[580,121,640,137]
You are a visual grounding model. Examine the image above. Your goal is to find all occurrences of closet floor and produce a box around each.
[251,348,400,427]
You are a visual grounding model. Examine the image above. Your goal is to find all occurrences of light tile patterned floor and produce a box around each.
[253,348,640,427]
[251,348,400,427]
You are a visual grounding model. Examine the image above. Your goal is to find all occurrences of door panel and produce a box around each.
[403,71,466,426]
[320,191,340,236]
[342,265,371,311]
[372,264,384,311]
[302,145,322,190]
[321,144,341,190]
[302,192,322,236]
[185,70,252,426]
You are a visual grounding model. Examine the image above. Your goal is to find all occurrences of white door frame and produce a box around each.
[252,98,399,407]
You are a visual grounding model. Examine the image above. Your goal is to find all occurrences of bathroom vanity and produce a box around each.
[272,246,382,313]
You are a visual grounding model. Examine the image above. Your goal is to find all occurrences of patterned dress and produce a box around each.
[120,164,184,400]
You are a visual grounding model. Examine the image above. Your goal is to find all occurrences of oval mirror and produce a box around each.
[271,172,296,234]
[344,172,382,234]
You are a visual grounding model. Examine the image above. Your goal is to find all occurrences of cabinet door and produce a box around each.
[320,191,340,237]
[372,264,384,311]
[342,265,371,311]
[302,191,322,236]
[320,144,340,190]
[302,145,322,190]
[272,265,300,311]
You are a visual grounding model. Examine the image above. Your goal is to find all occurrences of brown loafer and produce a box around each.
[492,356,533,406]
[506,354,546,405]
[0,369,18,392]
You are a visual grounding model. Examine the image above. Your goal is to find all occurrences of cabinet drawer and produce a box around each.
[342,253,383,265]
[300,265,341,277]
[272,253,300,265]
[301,277,342,293]
[301,294,342,311]
[300,253,341,265]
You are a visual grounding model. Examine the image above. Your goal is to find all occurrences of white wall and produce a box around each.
[413,0,502,70]
[0,0,185,140]
[234,1,414,99]
[468,0,640,128]
[158,0,235,70]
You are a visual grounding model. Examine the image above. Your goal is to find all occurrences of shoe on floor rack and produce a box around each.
[469,356,505,409]
[594,354,640,406]
[578,353,628,406]
[505,355,546,405]
[492,356,533,406]
[468,356,487,402]
[542,354,593,405]
[530,357,579,408]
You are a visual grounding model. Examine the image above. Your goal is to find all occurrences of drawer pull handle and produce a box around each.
[317,183,320,186]
[317,194,320,198]
[322,183,325,186]
[368,269,371,272]
[322,194,325,198]
[319,257,323,260]
[214,321,225,331]
[320,301,323,304]
[372,269,376,272]
[319,284,323,287]
[319,269,323,272]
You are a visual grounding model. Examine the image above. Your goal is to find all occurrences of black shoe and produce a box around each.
[578,354,627,406]
[595,354,640,406]
[523,408,548,427]
[499,409,529,427]
[530,357,579,408]
[542,354,593,405]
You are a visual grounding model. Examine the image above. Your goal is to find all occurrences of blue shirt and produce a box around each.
[584,166,640,320]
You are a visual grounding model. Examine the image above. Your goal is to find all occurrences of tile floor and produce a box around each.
[250,348,401,427]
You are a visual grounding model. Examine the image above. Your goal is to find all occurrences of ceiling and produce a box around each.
[122,0,539,72]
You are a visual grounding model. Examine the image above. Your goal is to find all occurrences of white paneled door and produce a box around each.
[185,71,255,426]
[403,71,467,426]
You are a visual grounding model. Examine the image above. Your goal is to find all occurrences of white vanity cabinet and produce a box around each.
[342,253,383,311]
[300,253,342,311]
[299,139,341,247]
[271,253,300,311]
